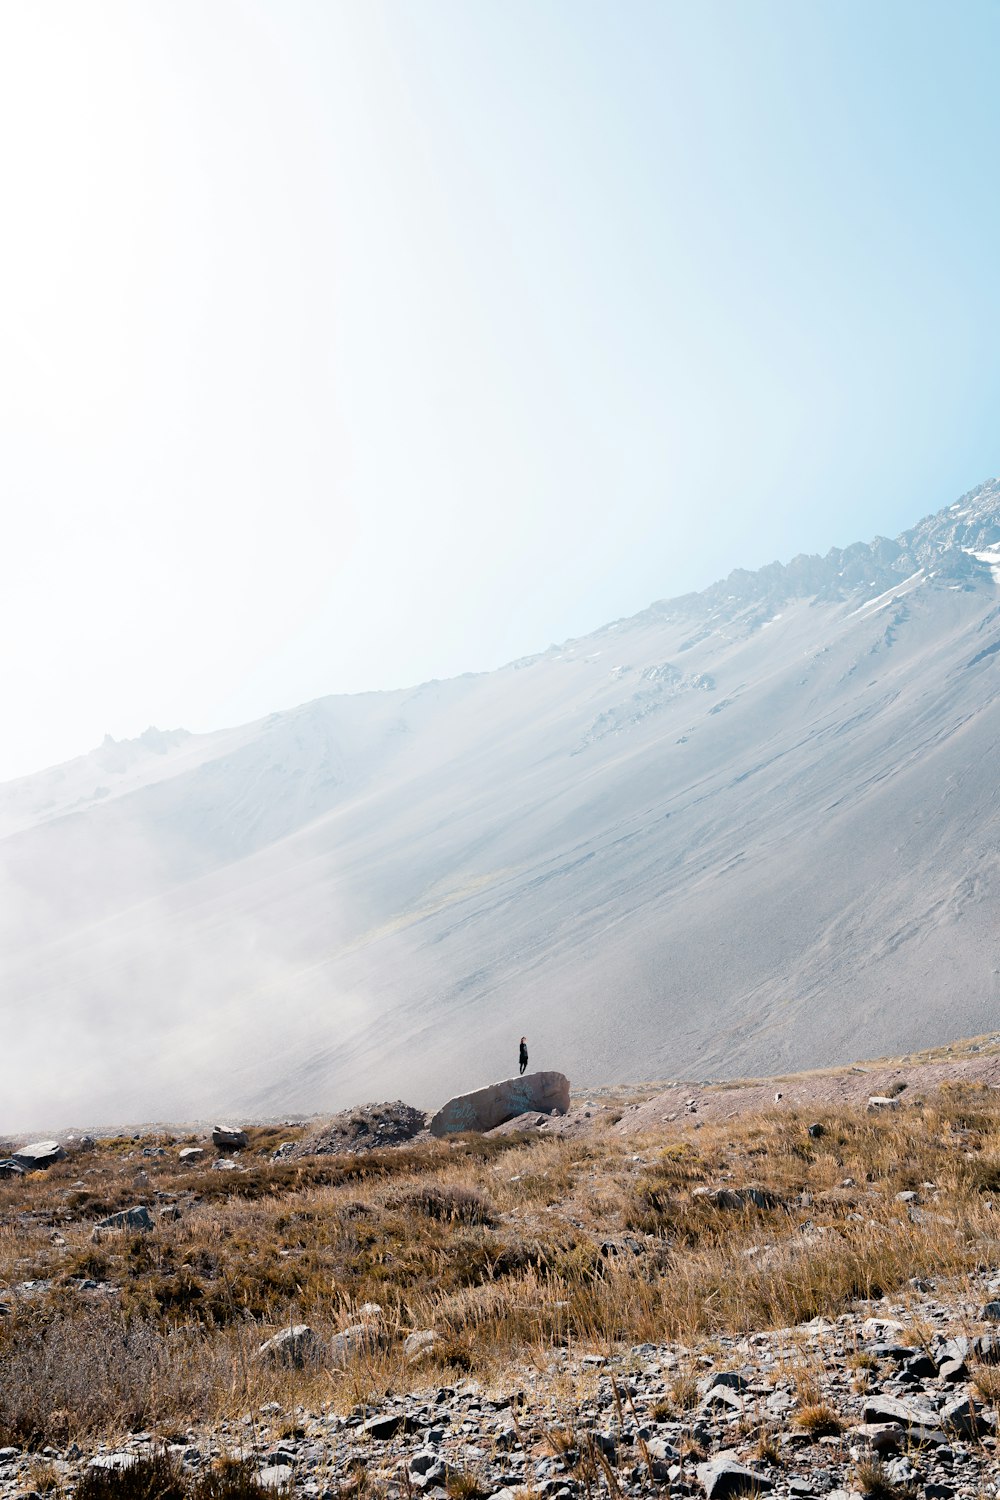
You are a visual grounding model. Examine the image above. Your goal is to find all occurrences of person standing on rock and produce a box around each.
[519,1036,528,1075]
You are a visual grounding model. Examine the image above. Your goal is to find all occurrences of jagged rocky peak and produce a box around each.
[651,478,1000,624]
[904,478,1000,556]
[93,725,191,773]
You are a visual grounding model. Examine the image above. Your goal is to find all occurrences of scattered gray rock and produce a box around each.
[867,1096,901,1111]
[847,1423,904,1456]
[362,1412,422,1440]
[212,1126,249,1151]
[692,1185,781,1210]
[696,1453,773,1498]
[940,1393,992,1438]
[329,1322,385,1364]
[404,1329,439,1362]
[973,1332,1000,1363]
[179,1147,206,1163]
[258,1325,319,1367]
[861,1394,946,1444]
[0,1160,24,1179]
[257,1465,293,1488]
[704,1370,751,1394]
[92,1206,155,1235]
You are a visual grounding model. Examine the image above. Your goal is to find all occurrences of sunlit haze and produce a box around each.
[2,0,999,784]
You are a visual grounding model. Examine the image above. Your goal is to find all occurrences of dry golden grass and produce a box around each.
[971,1364,1000,1402]
[853,1457,916,1499]
[4,1085,1000,1446]
[754,1429,781,1465]
[793,1402,843,1437]
[73,1452,282,1500]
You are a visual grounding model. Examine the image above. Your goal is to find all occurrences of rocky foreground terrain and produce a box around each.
[5,1039,1000,1499]
[5,1276,1000,1500]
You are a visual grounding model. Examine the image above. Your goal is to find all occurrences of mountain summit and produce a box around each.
[4,481,1000,1128]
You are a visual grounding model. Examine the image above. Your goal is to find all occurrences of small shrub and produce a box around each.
[971,1365,1000,1402]
[76,1454,187,1500]
[755,1430,781,1465]
[649,1372,699,1420]
[446,1470,489,1500]
[29,1461,62,1494]
[389,1184,496,1225]
[435,1334,475,1371]
[854,1458,916,1500]
[794,1402,843,1437]
[194,1460,282,1500]
[543,1427,577,1457]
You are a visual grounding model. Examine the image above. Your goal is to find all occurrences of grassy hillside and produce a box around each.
[4,1067,1000,1450]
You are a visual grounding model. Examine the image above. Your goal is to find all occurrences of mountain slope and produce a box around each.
[5,480,1000,1128]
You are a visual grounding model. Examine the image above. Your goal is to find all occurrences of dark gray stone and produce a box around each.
[706,1371,751,1394]
[701,1385,744,1412]
[935,1336,970,1366]
[362,1412,422,1440]
[12,1140,64,1170]
[866,1342,912,1363]
[93,1205,154,1234]
[696,1455,773,1498]
[692,1186,781,1210]
[862,1394,937,1429]
[940,1394,991,1438]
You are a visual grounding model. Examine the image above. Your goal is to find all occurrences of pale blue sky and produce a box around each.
[1,1,998,780]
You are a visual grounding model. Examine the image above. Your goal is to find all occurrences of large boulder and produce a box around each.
[429,1072,570,1137]
[12,1140,64,1171]
[212,1126,249,1151]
